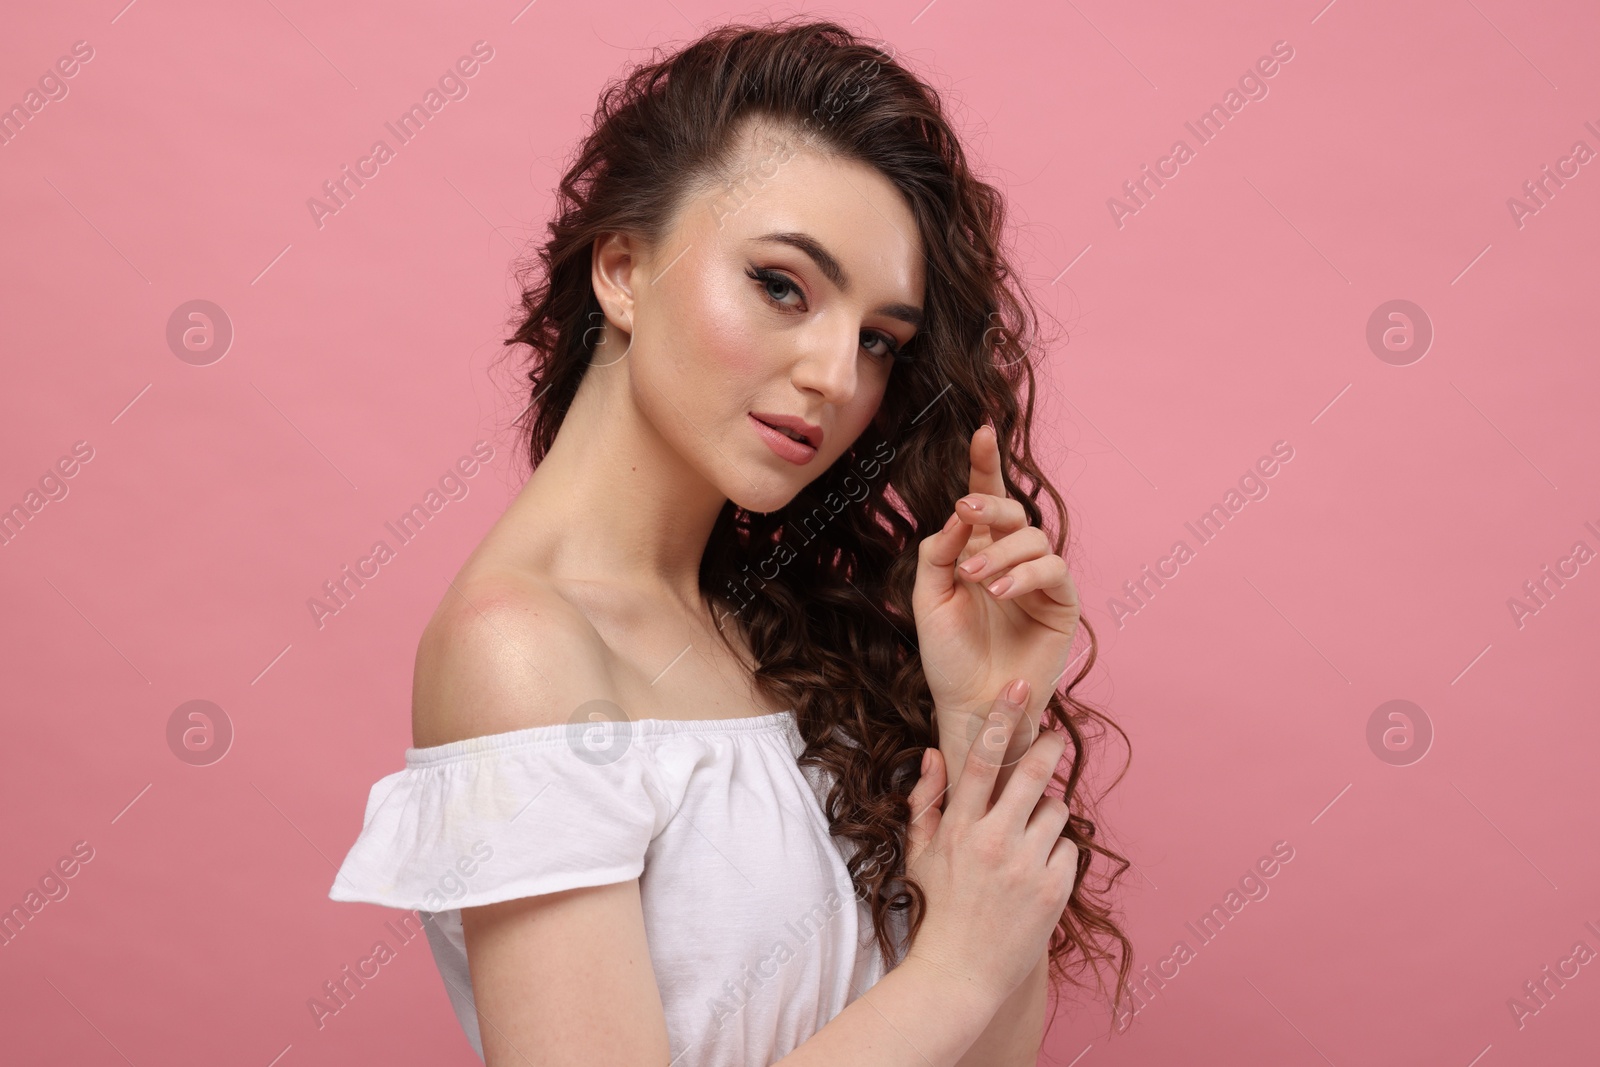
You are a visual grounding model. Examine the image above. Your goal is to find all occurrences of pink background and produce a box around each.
[3,0,1597,1063]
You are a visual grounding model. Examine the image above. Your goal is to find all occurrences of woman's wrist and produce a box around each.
[899,944,1012,1017]
[934,702,1040,803]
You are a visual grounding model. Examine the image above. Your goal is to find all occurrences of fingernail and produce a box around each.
[1005,678,1031,705]
[921,748,932,774]
[941,512,960,532]
[959,494,984,511]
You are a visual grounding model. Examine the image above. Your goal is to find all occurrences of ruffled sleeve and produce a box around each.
[328,725,670,913]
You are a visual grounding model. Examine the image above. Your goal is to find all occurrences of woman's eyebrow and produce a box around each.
[749,231,924,329]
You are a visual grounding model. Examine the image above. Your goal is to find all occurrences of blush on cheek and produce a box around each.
[690,275,766,377]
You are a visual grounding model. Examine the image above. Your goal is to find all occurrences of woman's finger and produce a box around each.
[914,509,975,606]
[1024,793,1073,866]
[906,748,948,863]
[954,525,1051,587]
[955,492,1027,535]
[944,682,1028,826]
[976,553,1071,603]
[964,423,1006,545]
[989,727,1069,833]
[966,423,1006,500]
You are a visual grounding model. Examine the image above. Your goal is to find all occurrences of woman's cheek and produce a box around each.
[695,281,766,378]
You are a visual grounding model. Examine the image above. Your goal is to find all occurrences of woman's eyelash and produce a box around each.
[747,267,803,307]
[745,267,906,361]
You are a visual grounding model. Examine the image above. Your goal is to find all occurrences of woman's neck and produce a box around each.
[480,360,729,612]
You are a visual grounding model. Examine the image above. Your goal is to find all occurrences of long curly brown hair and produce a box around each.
[499,15,1135,1032]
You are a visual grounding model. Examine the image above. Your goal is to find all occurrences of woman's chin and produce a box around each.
[723,476,806,517]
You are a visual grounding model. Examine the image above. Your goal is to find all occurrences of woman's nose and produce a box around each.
[791,324,862,403]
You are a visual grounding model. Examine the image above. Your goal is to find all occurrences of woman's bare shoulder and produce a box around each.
[410,567,617,749]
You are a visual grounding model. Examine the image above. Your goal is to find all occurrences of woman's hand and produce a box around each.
[912,423,1081,766]
[901,681,1079,1007]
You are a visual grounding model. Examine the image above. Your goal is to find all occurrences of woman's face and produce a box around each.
[593,123,925,514]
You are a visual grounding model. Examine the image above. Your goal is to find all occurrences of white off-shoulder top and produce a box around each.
[328,709,908,1065]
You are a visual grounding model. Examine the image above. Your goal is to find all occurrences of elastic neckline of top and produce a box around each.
[403,709,797,767]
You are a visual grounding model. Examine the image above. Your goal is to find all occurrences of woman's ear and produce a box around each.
[590,231,640,334]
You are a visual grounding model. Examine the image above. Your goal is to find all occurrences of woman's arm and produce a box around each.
[954,948,1049,1067]
[769,953,1003,1066]
[464,881,1005,1067]
[933,708,1057,1066]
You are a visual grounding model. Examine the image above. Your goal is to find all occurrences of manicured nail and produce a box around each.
[987,576,1014,597]
[959,494,984,511]
[921,748,932,774]
[941,512,960,532]
[959,554,987,576]
[1005,678,1030,705]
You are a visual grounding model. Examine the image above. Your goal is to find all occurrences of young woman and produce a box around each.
[331,18,1132,1066]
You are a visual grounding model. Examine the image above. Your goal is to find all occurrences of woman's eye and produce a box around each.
[748,266,907,363]
[861,331,901,360]
[748,267,804,309]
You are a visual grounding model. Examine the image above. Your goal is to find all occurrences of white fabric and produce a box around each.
[329,710,907,1065]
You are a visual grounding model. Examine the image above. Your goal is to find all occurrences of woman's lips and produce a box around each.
[750,414,818,465]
